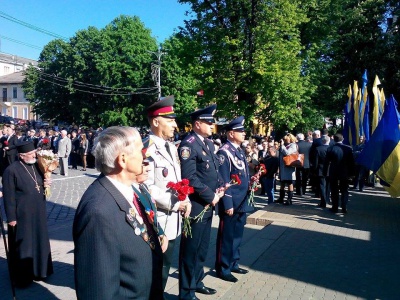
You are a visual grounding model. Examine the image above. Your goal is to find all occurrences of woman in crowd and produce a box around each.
[276,133,297,205]
[79,133,89,171]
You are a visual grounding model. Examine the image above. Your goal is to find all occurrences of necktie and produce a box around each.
[165,141,173,159]
[133,193,156,238]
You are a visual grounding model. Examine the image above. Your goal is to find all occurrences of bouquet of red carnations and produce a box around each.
[166,179,194,237]
[248,164,267,205]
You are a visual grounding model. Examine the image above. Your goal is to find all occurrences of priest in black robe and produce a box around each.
[2,140,53,287]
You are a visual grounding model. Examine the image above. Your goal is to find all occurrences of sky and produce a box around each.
[0,0,191,60]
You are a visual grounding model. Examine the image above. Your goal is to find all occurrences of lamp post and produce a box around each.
[147,47,166,100]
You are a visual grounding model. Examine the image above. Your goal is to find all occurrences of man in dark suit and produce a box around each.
[73,126,164,300]
[295,133,312,196]
[2,124,18,170]
[178,105,224,300]
[215,116,253,283]
[314,135,331,207]
[323,133,355,213]
[257,140,269,194]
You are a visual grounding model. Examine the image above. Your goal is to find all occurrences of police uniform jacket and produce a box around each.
[178,131,222,216]
[217,141,253,214]
[145,133,183,240]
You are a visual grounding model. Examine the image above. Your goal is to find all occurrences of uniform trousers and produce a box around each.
[179,211,212,300]
[215,212,246,276]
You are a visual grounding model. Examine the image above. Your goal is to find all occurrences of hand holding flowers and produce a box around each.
[166,179,194,237]
[36,150,59,198]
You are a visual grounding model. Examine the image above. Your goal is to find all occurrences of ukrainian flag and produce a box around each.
[357,95,400,197]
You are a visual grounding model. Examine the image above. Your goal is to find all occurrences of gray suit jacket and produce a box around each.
[57,137,71,158]
[73,175,163,300]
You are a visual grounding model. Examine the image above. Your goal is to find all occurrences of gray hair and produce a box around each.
[92,126,140,175]
[296,133,305,141]
[322,135,330,145]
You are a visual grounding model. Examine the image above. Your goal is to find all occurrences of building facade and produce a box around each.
[0,52,37,120]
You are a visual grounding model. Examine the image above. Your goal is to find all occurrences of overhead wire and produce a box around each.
[0,34,42,50]
[0,10,68,41]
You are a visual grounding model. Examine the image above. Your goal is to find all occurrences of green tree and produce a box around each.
[24,16,158,127]
[178,0,311,130]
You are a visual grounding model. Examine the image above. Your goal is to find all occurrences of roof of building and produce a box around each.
[0,52,37,66]
[0,71,25,84]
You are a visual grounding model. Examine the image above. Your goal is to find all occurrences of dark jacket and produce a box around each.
[323,143,355,179]
[73,175,163,300]
[297,140,312,168]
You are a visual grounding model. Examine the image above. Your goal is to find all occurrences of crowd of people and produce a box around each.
[0,98,371,299]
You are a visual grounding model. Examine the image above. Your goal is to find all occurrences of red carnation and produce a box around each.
[42,138,50,145]
[3,141,8,146]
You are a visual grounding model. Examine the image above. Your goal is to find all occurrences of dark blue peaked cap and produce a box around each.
[189,104,217,123]
[224,116,245,131]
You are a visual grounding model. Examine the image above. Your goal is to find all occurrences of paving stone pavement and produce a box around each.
[1,170,399,300]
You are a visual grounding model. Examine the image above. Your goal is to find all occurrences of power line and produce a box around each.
[38,71,158,94]
[0,34,42,50]
[39,76,158,96]
[0,10,68,41]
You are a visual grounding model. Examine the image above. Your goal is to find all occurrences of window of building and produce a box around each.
[2,108,7,116]
[4,66,10,74]
[13,87,18,99]
[12,106,17,118]
[2,88,7,102]
[23,107,28,120]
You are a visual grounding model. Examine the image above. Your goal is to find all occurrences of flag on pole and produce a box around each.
[379,88,386,118]
[372,75,381,134]
[352,80,360,146]
[343,85,352,145]
[362,94,370,142]
[359,70,368,138]
[357,95,400,197]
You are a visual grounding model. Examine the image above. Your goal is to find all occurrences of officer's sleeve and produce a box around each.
[179,142,215,204]
[217,150,233,211]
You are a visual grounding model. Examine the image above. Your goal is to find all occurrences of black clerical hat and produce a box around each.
[16,140,35,153]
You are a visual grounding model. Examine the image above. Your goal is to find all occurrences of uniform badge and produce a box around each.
[202,151,206,156]
[127,214,133,221]
[134,227,141,235]
[162,167,168,177]
[206,163,209,169]
[180,146,191,160]
[218,154,225,166]
[129,208,136,217]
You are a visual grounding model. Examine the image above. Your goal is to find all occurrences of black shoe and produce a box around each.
[317,203,326,208]
[232,267,249,274]
[217,273,238,283]
[329,208,338,213]
[196,286,217,294]
[283,201,292,205]
[275,200,283,204]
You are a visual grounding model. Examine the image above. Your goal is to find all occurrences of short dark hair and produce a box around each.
[334,133,343,142]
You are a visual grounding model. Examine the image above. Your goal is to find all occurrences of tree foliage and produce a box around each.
[23,16,159,127]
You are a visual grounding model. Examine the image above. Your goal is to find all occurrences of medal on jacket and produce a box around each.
[202,150,206,156]
[162,167,168,177]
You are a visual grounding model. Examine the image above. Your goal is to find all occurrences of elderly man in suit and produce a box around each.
[73,126,164,300]
[2,124,18,171]
[144,96,192,294]
[215,116,252,283]
[57,130,71,176]
[323,133,355,213]
[178,105,225,300]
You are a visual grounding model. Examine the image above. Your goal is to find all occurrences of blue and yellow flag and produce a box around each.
[372,75,381,134]
[357,95,400,197]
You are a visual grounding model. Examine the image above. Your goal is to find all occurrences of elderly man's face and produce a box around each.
[20,150,37,164]
[124,135,144,176]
